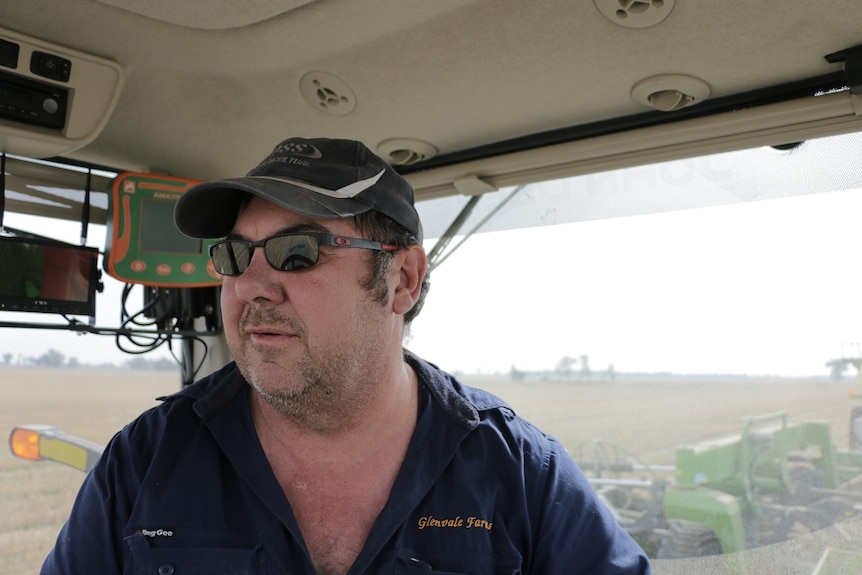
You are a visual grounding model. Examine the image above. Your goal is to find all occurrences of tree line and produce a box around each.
[2,349,177,370]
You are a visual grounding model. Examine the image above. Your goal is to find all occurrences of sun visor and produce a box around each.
[0,27,124,159]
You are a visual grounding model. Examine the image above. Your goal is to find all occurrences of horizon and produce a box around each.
[3,186,862,379]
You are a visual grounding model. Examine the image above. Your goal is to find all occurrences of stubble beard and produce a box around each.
[231,305,386,433]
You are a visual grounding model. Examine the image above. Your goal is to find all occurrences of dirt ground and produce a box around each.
[1,368,858,573]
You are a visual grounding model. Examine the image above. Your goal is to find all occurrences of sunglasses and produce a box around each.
[209,232,399,276]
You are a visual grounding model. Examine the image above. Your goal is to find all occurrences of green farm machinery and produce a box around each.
[583,412,862,560]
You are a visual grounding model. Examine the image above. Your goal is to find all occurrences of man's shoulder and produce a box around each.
[123,362,245,435]
[408,352,576,476]
[158,362,243,405]
[407,351,515,423]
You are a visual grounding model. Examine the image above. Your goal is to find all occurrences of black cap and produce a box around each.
[174,137,423,242]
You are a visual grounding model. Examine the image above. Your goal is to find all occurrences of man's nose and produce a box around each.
[231,248,285,303]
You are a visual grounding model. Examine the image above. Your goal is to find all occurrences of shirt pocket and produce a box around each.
[397,553,521,574]
[123,532,265,575]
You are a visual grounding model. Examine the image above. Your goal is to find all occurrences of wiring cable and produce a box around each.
[167,333,210,382]
[115,283,171,354]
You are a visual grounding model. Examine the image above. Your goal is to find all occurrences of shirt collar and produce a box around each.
[185,350,507,429]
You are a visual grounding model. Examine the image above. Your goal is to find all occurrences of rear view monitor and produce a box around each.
[0,235,100,317]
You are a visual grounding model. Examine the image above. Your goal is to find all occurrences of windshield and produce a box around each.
[3,131,862,573]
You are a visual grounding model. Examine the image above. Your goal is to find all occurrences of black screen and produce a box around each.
[0,236,99,316]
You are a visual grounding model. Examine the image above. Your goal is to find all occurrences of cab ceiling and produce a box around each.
[1,0,861,189]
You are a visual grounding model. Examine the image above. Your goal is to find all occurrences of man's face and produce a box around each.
[220,196,395,429]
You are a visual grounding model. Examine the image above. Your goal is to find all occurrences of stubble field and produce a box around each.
[0,368,858,573]
[0,368,179,574]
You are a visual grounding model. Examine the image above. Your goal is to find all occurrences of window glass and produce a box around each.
[4,131,862,572]
[410,131,862,571]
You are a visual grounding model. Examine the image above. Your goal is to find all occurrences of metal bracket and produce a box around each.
[825,44,862,95]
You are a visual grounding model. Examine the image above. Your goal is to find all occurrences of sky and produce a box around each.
[408,187,862,377]
[2,187,862,377]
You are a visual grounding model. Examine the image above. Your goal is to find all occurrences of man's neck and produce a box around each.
[250,359,420,466]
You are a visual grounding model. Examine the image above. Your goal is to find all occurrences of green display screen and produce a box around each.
[104,172,221,287]
[138,199,202,255]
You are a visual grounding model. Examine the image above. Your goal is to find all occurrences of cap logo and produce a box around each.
[258,169,386,199]
[272,141,323,159]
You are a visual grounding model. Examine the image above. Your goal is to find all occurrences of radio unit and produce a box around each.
[0,69,68,131]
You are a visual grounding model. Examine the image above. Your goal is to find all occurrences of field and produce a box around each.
[465,373,859,466]
[0,368,179,574]
[1,368,859,573]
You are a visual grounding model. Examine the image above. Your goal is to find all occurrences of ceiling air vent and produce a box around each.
[593,0,676,29]
[631,74,711,111]
[377,138,438,166]
[299,71,356,115]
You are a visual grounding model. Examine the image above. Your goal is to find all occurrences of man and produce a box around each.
[42,138,652,574]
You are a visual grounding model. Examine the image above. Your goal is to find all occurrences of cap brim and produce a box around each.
[174,176,372,238]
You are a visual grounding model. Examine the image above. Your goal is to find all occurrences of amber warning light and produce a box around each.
[9,425,104,472]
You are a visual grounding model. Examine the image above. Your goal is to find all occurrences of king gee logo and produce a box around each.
[135,527,175,538]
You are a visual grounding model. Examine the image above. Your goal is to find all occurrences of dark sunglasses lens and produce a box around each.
[210,241,251,276]
[265,235,319,271]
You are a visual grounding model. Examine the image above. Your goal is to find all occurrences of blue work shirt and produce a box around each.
[43,352,652,574]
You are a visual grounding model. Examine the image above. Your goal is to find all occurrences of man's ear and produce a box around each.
[392,245,427,315]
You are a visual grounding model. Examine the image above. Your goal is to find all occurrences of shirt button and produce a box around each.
[157,564,175,575]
